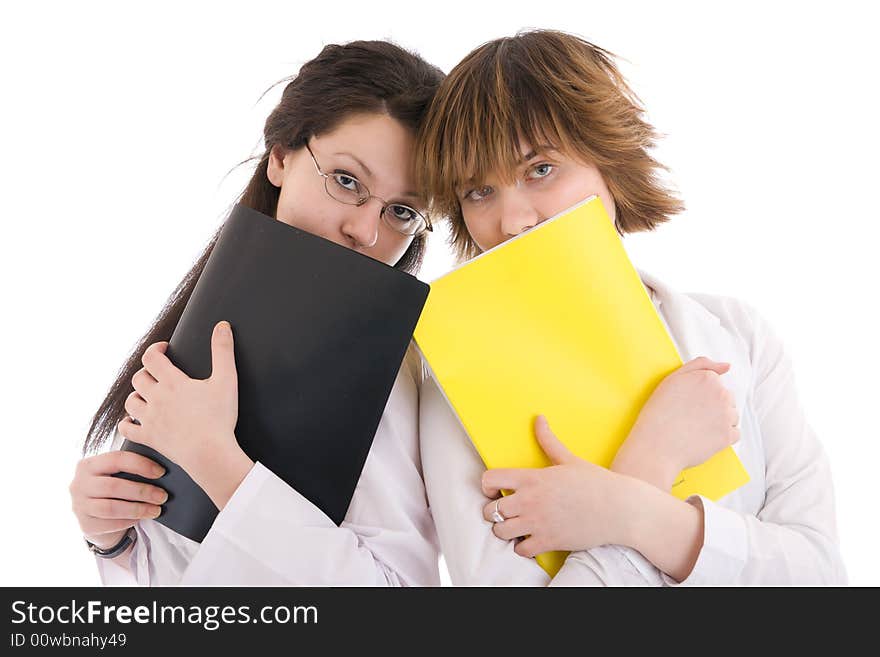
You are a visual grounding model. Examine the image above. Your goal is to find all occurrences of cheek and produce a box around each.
[461,212,500,252]
[275,181,336,233]
[547,171,616,225]
[558,175,600,208]
[599,191,616,224]
[581,171,616,223]
[378,236,414,267]
[586,174,616,224]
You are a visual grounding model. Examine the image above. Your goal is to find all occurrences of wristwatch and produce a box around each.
[85,526,137,559]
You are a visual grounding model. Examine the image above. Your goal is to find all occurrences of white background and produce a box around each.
[2,1,877,586]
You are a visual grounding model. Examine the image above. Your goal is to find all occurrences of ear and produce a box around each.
[266,144,287,188]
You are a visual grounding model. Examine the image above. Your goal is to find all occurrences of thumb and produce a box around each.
[534,415,577,465]
[678,356,731,376]
[210,321,237,382]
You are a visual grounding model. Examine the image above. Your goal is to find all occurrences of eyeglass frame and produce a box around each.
[304,142,432,237]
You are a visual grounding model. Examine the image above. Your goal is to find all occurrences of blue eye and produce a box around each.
[384,204,425,234]
[388,204,417,222]
[528,163,554,179]
[331,172,362,194]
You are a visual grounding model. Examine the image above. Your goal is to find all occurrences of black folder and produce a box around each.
[115,204,430,542]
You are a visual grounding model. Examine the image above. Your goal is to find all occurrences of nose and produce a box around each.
[341,200,381,249]
[498,186,541,237]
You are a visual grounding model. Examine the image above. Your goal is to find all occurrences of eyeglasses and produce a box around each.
[305,142,432,237]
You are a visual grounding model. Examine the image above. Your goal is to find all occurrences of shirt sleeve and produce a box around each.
[93,552,138,586]
[419,373,661,586]
[178,366,440,586]
[95,366,439,586]
[665,303,847,586]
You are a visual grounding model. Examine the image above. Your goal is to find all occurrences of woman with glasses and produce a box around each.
[415,30,846,585]
[69,40,444,585]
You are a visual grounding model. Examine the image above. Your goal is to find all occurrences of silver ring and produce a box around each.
[491,498,506,523]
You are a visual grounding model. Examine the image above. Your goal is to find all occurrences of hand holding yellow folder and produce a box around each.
[414,195,750,577]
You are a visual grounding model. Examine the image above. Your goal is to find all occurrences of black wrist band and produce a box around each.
[85,527,137,559]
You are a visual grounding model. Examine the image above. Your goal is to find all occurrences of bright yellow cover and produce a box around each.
[414,195,750,578]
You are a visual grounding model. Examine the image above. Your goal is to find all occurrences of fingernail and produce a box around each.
[217,321,230,335]
[151,507,162,518]
[152,467,166,478]
[154,491,168,504]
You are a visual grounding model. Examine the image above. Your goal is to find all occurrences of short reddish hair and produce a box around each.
[416,29,684,261]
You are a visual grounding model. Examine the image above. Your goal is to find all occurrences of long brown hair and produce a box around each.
[415,29,684,262]
[83,40,445,455]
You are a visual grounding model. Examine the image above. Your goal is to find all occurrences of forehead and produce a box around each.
[315,113,418,188]
[322,114,412,151]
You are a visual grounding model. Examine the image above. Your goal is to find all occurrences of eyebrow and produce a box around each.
[334,151,420,202]
[333,151,373,179]
[520,144,558,161]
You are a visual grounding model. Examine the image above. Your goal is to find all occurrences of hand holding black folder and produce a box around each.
[115,204,429,542]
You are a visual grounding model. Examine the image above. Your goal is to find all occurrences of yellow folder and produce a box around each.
[414,195,750,577]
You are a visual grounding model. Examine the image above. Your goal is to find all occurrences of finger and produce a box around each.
[514,535,547,559]
[481,468,530,497]
[492,517,532,542]
[79,451,166,479]
[84,497,163,520]
[131,368,158,400]
[730,426,741,445]
[117,417,147,447]
[83,476,168,505]
[721,388,736,408]
[210,321,237,382]
[141,341,184,384]
[482,493,520,522]
[678,356,731,375]
[123,391,148,422]
[729,406,740,428]
[534,415,577,465]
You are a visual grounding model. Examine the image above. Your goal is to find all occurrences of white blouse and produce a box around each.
[418,270,848,586]
[95,357,441,586]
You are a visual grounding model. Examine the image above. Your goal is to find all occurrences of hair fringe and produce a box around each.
[416,29,684,262]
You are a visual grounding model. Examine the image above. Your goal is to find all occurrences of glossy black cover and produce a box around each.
[117,204,429,542]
